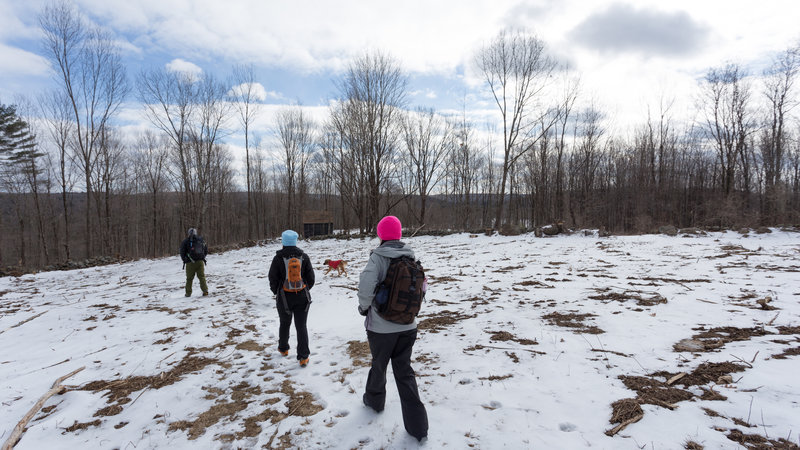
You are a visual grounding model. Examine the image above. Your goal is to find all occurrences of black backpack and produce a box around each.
[188,236,205,261]
[373,256,425,324]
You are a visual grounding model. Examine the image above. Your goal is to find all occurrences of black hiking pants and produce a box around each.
[276,292,310,360]
[364,328,428,440]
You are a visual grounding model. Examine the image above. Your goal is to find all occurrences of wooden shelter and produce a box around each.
[303,211,334,237]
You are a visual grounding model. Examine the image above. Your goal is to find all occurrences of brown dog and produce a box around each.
[323,259,348,276]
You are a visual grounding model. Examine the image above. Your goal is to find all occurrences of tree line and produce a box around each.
[1,2,799,270]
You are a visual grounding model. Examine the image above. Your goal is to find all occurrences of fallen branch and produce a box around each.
[730,354,754,369]
[0,311,47,335]
[605,413,644,436]
[591,349,630,357]
[3,366,85,450]
[767,312,780,326]
[666,372,687,385]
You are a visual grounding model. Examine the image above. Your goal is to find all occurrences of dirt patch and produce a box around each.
[235,408,285,439]
[418,310,476,333]
[153,336,173,345]
[486,330,538,345]
[542,311,604,334]
[772,347,800,360]
[609,398,642,424]
[516,280,555,288]
[478,374,513,381]
[777,325,800,335]
[670,362,747,387]
[280,379,323,417]
[429,275,459,283]
[589,289,667,307]
[494,265,525,273]
[78,353,218,408]
[235,340,265,352]
[346,340,371,367]
[93,405,123,417]
[726,428,799,449]
[169,401,248,439]
[677,326,772,352]
[169,381,266,440]
[63,419,101,433]
[619,376,694,406]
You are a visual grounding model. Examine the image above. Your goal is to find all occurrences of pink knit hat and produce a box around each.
[376,216,402,241]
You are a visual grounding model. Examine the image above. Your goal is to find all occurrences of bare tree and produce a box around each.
[39,89,76,261]
[230,64,263,239]
[400,107,452,227]
[761,44,799,222]
[39,1,129,258]
[475,29,557,229]
[275,105,315,231]
[133,131,168,257]
[331,51,407,231]
[701,63,753,199]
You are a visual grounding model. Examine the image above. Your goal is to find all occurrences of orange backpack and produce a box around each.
[282,256,306,292]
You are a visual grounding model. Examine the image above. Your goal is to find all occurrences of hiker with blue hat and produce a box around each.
[268,230,316,366]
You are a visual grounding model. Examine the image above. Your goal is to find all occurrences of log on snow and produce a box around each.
[2,366,85,450]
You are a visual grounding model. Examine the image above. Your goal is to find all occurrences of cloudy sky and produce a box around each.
[1,0,798,142]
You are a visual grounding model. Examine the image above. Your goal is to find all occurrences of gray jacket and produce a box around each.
[357,240,418,333]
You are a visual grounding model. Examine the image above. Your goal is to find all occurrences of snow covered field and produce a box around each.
[1,230,799,449]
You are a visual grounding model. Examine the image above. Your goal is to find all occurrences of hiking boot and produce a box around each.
[185,293,191,297]
[279,350,288,357]
[299,358,309,367]
[362,394,383,413]
[202,292,209,296]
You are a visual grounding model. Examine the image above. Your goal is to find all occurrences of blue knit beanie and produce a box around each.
[281,230,298,246]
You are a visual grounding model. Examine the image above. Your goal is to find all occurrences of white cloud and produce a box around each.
[165,58,202,77]
[0,43,50,77]
[229,82,269,101]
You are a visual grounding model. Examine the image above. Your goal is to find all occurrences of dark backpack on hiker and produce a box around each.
[373,256,425,324]
[188,236,205,262]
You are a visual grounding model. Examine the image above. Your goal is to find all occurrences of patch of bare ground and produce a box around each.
[709,244,762,259]
[346,340,371,367]
[727,428,800,449]
[516,279,555,288]
[658,362,747,388]
[589,288,667,307]
[754,263,800,273]
[235,340,265,351]
[478,374,513,381]
[607,361,751,434]
[684,440,704,449]
[428,275,459,283]
[168,401,249,439]
[675,326,772,352]
[619,376,694,406]
[63,419,101,433]
[93,405,123,417]
[772,347,800,359]
[78,351,218,419]
[417,310,476,333]
[280,379,323,417]
[777,325,800,335]
[486,330,538,345]
[168,381,271,440]
[542,311,604,334]
[494,265,525,273]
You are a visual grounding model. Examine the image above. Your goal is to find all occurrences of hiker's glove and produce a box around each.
[358,305,369,316]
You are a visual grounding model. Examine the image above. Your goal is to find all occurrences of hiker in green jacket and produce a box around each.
[180,228,208,297]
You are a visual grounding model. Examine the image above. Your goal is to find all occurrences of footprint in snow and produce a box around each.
[559,422,577,432]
